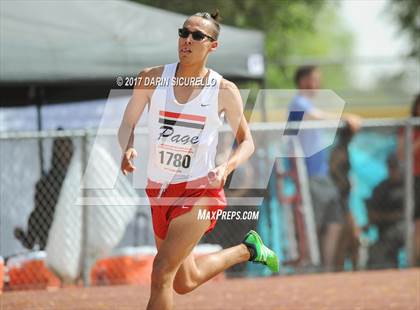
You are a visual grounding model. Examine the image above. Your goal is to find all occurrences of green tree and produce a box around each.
[388,0,420,60]
[268,2,354,90]
[131,0,324,83]
[130,0,353,91]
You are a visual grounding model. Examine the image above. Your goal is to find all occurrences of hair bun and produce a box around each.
[211,9,221,21]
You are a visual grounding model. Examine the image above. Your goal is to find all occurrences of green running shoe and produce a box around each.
[242,230,280,273]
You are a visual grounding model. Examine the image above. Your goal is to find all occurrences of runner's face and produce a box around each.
[178,16,218,64]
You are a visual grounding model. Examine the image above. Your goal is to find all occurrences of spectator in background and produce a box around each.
[330,124,360,271]
[288,65,361,271]
[14,134,74,250]
[365,154,404,269]
[397,93,420,266]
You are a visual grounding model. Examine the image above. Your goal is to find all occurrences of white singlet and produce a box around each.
[146,62,223,184]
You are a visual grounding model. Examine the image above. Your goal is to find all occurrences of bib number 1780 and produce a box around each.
[159,151,191,168]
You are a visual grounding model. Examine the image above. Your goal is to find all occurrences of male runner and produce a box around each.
[118,11,279,310]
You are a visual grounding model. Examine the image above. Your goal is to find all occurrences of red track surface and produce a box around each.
[1,268,419,310]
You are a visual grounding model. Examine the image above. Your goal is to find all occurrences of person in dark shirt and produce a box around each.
[330,124,360,270]
[14,135,74,250]
[365,153,404,269]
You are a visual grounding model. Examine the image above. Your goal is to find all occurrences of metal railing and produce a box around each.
[0,117,418,289]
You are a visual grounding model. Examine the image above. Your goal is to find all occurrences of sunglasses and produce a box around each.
[178,28,215,42]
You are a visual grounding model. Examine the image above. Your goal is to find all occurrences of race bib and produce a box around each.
[155,143,195,175]
[155,110,207,176]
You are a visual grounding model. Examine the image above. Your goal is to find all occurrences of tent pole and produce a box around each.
[261,78,267,122]
[37,87,46,175]
[260,58,268,122]
[29,85,44,175]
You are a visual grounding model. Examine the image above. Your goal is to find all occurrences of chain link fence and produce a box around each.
[0,118,418,291]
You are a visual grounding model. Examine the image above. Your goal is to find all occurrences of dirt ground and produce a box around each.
[1,268,419,310]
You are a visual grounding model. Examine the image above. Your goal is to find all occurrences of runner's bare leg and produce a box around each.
[147,202,250,310]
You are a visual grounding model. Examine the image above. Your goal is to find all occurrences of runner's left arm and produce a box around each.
[210,79,254,186]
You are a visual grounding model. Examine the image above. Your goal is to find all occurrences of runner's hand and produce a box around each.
[208,163,228,188]
[121,147,137,175]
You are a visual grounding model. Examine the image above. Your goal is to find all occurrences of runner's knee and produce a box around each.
[151,256,177,288]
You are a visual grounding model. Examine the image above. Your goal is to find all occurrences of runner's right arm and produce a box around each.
[118,67,161,175]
